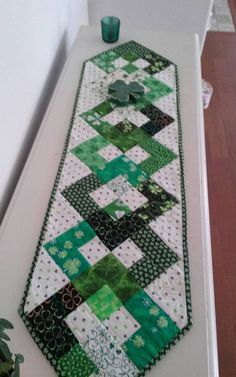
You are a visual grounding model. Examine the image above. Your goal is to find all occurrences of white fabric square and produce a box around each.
[127,69,150,84]
[133,58,150,69]
[84,324,138,376]
[153,121,178,154]
[68,118,98,149]
[79,236,110,265]
[89,184,118,207]
[58,152,91,191]
[151,158,181,201]
[107,175,132,198]
[24,248,69,314]
[97,144,122,162]
[149,204,183,259]
[65,303,100,345]
[113,57,129,69]
[120,187,148,211]
[45,193,83,241]
[112,238,143,268]
[153,64,176,90]
[102,108,127,125]
[145,261,187,329]
[103,306,141,344]
[127,110,150,127]
[154,91,177,119]
[82,61,106,84]
[125,145,150,164]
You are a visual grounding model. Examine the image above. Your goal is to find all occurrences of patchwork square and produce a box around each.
[97,144,123,161]
[113,57,129,69]
[103,199,131,220]
[65,302,101,345]
[125,145,150,164]
[123,290,180,370]
[104,306,141,344]
[141,104,174,135]
[112,238,144,268]
[87,284,122,320]
[127,110,150,128]
[79,236,110,264]
[89,184,117,207]
[86,209,145,250]
[62,174,101,218]
[133,58,150,69]
[72,253,141,303]
[120,187,148,211]
[58,343,98,377]
[84,324,139,376]
[44,222,95,279]
[107,175,133,198]
[116,119,137,134]
[27,296,78,360]
[136,179,178,222]
[123,63,139,74]
[102,108,127,125]
[95,155,148,187]
[143,54,170,75]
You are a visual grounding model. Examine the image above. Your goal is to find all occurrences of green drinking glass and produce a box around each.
[101,16,120,43]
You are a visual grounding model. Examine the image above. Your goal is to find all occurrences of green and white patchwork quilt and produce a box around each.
[19,41,192,377]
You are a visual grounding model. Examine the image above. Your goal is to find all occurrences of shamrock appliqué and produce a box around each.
[108,80,144,106]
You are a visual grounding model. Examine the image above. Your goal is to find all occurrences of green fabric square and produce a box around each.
[58,343,98,377]
[133,97,151,111]
[62,174,101,218]
[72,253,141,302]
[96,155,148,187]
[116,119,137,134]
[71,135,109,172]
[123,290,180,369]
[139,138,177,174]
[121,51,139,62]
[122,63,139,74]
[44,222,95,279]
[142,77,173,100]
[86,284,122,320]
[103,199,131,220]
[91,120,114,134]
[92,51,120,73]
[100,126,148,153]
[135,179,178,223]
[93,100,114,117]
[144,59,170,74]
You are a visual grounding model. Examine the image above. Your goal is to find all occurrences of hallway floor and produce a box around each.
[202,30,236,377]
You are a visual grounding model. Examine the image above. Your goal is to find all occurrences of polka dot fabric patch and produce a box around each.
[97,144,123,162]
[104,306,141,344]
[79,236,110,265]
[125,145,150,164]
[19,41,191,377]
[112,238,144,268]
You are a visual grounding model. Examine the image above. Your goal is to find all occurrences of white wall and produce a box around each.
[0,0,88,221]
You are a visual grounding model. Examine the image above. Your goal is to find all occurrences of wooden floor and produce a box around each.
[202,31,236,377]
[228,0,236,27]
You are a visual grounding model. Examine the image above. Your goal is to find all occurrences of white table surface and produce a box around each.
[0,26,219,377]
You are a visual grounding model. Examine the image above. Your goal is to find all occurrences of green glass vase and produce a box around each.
[101,16,120,43]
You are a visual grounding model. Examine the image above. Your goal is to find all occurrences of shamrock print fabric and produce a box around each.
[19,41,192,377]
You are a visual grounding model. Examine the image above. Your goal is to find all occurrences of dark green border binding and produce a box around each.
[18,40,192,377]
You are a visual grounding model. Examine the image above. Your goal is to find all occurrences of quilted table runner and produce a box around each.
[19,41,192,377]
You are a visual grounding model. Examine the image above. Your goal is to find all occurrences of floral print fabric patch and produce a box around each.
[19,41,192,376]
